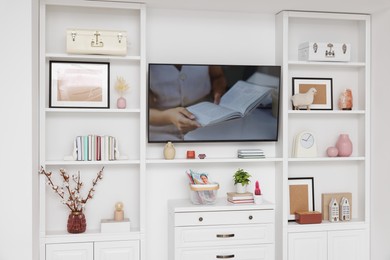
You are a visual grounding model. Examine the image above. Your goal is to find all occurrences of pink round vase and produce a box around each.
[117,97,127,109]
[336,134,352,157]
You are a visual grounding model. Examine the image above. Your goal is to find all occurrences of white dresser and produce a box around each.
[168,199,275,260]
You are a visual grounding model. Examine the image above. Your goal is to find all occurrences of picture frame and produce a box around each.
[49,61,110,108]
[288,177,315,221]
[292,77,333,110]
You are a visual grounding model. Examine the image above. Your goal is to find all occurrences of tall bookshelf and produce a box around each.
[38,0,146,259]
[276,11,370,260]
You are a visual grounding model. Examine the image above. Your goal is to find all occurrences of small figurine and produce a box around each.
[198,153,206,159]
[329,198,339,222]
[114,202,124,221]
[291,87,317,110]
[338,89,353,110]
[340,197,351,221]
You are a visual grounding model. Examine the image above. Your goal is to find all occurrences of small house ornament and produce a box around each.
[329,198,339,222]
[340,197,351,221]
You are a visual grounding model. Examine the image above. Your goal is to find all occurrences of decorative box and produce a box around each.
[298,42,351,62]
[100,218,131,233]
[295,211,322,224]
[66,29,128,56]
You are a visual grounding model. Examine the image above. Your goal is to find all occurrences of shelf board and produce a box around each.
[44,160,140,166]
[45,108,140,113]
[46,53,141,62]
[44,228,141,244]
[288,60,366,68]
[146,157,283,164]
[287,219,368,233]
[288,110,365,115]
[288,156,365,162]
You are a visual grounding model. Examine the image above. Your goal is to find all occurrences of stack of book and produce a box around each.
[237,149,265,159]
[227,192,254,204]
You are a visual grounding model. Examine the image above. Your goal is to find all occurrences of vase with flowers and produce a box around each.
[40,167,104,233]
[115,76,130,109]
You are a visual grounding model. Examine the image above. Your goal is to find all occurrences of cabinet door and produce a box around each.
[328,230,367,260]
[95,240,139,260]
[288,232,327,260]
[46,243,93,260]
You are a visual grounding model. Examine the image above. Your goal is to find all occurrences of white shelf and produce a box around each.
[44,160,140,166]
[46,53,141,62]
[45,108,141,113]
[288,60,366,68]
[288,157,365,162]
[288,110,365,115]
[44,228,141,244]
[146,157,283,164]
[287,219,368,233]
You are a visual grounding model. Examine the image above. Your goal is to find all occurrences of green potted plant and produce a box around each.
[233,168,251,193]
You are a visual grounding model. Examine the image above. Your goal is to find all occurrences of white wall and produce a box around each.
[0,1,37,259]
[371,8,390,260]
[146,8,276,260]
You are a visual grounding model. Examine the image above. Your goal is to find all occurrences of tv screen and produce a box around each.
[148,63,281,143]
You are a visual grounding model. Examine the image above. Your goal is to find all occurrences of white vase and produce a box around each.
[235,184,247,194]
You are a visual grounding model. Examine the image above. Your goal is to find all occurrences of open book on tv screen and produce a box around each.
[148,63,281,143]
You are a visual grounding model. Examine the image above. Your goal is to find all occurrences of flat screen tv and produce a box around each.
[148,63,281,143]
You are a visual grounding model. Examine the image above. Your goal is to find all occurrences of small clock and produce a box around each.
[293,131,317,157]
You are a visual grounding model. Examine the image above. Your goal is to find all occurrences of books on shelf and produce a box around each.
[227,192,254,204]
[237,149,265,159]
[75,135,118,161]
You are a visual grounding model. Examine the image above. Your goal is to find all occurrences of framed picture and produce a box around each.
[292,77,333,110]
[49,61,110,108]
[288,177,315,221]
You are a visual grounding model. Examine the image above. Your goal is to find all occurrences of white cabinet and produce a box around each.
[276,11,371,260]
[46,243,93,260]
[168,199,275,260]
[288,232,327,260]
[95,241,140,260]
[39,0,146,259]
[288,230,367,260]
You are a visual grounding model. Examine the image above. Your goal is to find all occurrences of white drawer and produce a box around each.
[174,209,274,226]
[177,244,275,260]
[176,224,274,247]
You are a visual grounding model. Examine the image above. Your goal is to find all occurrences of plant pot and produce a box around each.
[67,211,87,233]
[235,184,247,194]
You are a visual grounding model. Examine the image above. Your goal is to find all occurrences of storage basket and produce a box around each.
[189,183,219,205]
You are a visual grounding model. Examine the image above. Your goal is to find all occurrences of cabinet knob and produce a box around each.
[198,217,203,222]
[249,215,253,220]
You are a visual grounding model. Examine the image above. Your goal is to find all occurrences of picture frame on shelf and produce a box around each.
[288,177,315,221]
[292,77,333,110]
[49,61,110,108]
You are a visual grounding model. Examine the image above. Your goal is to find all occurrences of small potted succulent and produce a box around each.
[233,168,251,193]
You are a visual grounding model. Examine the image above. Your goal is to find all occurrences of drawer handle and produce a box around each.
[216,254,235,259]
[216,234,235,238]
[198,217,203,222]
[249,215,253,220]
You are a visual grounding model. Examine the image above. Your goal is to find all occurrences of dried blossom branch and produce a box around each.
[40,166,105,212]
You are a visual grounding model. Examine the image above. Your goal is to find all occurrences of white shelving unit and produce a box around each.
[38,0,146,259]
[276,11,370,260]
